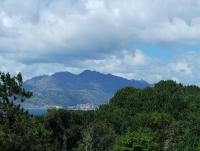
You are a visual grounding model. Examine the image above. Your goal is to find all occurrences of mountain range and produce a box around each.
[22,70,150,108]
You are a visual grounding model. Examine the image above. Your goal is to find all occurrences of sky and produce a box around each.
[1,0,200,85]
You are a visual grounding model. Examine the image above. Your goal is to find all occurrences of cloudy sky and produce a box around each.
[1,0,200,85]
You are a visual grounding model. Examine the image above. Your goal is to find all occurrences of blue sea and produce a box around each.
[26,108,48,116]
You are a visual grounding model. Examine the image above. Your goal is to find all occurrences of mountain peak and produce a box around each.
[79,70,104,78]
[80,70,100,74]
[52,71,75,77]
[24,70,150,107]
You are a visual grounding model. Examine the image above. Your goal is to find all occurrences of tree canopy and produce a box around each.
[1,72,200,151]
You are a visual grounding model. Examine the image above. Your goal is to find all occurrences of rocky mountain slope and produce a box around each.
[22,70,150,108]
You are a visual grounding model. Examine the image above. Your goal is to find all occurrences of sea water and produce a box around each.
[26,108,48,116]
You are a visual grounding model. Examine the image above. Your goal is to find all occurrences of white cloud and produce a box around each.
[0,0,200,57]
[170,62,192,76]
[81,49,165,82]
[1,48,200,85]
[81,50,148,74]
[0,0,200,85]
[79,50,200,85]
[0,56,81,80]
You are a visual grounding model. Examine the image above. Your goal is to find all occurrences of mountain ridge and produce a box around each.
[22,70,151,108]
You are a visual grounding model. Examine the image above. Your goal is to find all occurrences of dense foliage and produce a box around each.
[1,72,200,150]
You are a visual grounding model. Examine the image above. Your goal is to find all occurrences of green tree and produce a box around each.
[113,129,160,151]
[0,72,52,151]
[0,72,32,104]
[76,121,116,151]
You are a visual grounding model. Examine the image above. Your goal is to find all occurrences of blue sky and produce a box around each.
[1,0,200,85]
